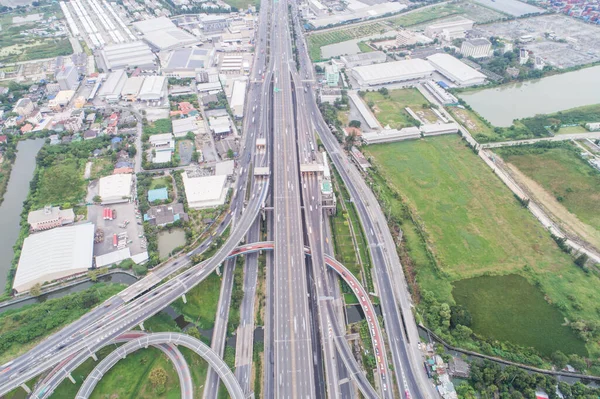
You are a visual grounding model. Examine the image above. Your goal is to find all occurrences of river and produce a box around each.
[459,65,600,127]
[0,139,44,291]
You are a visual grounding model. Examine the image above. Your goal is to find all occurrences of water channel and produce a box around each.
[459,65,600,127]
[0,139,45,291]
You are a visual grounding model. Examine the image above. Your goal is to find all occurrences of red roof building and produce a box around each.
[178,102,196,115]
[0,135,7,144]
[20,124,33,133]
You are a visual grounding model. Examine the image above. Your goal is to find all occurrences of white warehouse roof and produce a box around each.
[121,76,145,98]
[101,41,157,71]
[426,53,486,86]
[133,17,197,51]
[13,223,95,293]
[230,79,247,119]
[138,76,167,101]
[99,173,133,204]
[183,173,228,209]
[352,59,435,86]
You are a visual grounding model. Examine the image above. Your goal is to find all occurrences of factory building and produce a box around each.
[351,58,435,86]
[162,47,216,78]
[56,65,80,91]
[229,79,247,119]
[98,173,133,204]
[120,76,145,102]
[182,173,228,209]
[98,69,128,103]
[426,53,486,86]
[27,205,75,232]
[133,17,198,51]
[13,223,94,293]
[460,38,492,59]
[362,127,421,144]
[424,17,474,40]
[420,122,459,137]
[172,117,199,138]
[340,51,387,68]
[100,41,157,71]
[138,75,167,103]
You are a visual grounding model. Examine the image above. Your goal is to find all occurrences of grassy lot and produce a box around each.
[495,143,600,232]
[221,0,259,9]
[90,157,114,180]
[448,106,496,140]
[357,41,373,53]
[33,158,86,208]
[389,3,462,28]
[365,135,600,355]
[0,284,125,365]
[150,176,174,192]
[453,275,587,357]
[307,22,389,61]
[557,125,589,134]
[171,272,222,329]
[180,347,209,398]
[363,88,438,128]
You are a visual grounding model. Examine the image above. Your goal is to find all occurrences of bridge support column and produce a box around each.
[68,373,76,384]
[181,294,187,304]
[91,353,98,361]
[139,322,145,331]
[20,384,31,394]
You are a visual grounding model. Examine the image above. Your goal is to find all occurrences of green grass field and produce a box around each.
[453,275,587,357]
[557,125,589,134]
[496,144,600,232]
[171,272,222,329]
[448,106,496,140]
[357,41,373,53]
[365,136,600,354]
[363,88,437,128]
[388,3,461,28]
[307,22,389,61]
[33,159,86,208]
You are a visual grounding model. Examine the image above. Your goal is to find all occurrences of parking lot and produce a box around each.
[88,202,146,259]
[479,15,600,68]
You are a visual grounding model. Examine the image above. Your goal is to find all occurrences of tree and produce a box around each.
[574,253,588,269]
[187,326,201,340]
[149,366,168,388]
[88,270,98,282]
[93,195,101,203]
[377,87,388,96]
[349,120,361,128]
[186,131,195,141]
[450,305,472,328]
[227,149,234,159]
[30,283,42,297]
[552,351,569,369]
[453,324,472,340]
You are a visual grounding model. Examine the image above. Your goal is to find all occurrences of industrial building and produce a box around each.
[162,47,216,78]
[348,91,380,129]
[13,223,95,293]
[208,115,232,135]
[182,173,228,209]
[340,51,387,68]
[420,122,459,136]
[427,53,486,86]
[120,76,145,102]
[424,17,474,40]
[423,80,458,104]
[133,17,198,51]
[351,59,435,86]
[98,173,133,204]
[325,64,340,87]
[215,160,235,177]
[98,69,127,102]
[172,117,199,138]
[56,65,79,91]
[460,38,492,59]
[230,79,247,119]
[138,75,167,102]
[13,98,34,116]
[27,205,75,232]
[362,127,421,144]
[149,133,175,152]
[100,41,157,71]
[48,90,75,110]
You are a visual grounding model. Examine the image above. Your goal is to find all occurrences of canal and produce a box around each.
[0,139,44,291]
[459,65,600,127]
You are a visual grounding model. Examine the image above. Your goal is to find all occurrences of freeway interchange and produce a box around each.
[0,0,439,397]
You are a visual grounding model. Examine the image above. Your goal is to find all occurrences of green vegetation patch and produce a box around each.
[496,142,600,232]
[388,3,462,28]
[363,88,437,129]
[171,272,222,329]
[453,274,587,357]
[33,158,85,207]
[0,284,125,364]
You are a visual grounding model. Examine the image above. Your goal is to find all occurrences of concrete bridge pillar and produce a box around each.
[139,322,145,331]
[91,353,98,361]
[68,373,76,384]
[20,384,31,394]
[181,294,187,304]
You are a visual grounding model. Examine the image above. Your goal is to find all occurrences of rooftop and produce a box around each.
[13,224,94,292]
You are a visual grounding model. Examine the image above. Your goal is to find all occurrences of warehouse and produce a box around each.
[100,41,157,71]
[138,75,167,102]
[426,53,486,86]
[172,117,199,138]
[120,76,145,102]
[182,173,228,209]
[133,17,198,51]
[352,59,435,86]
[162,47,216,78]
[340,51,387,68]
[362,127,421,144]
[98,70,127,103]
[98,173,133,204]
[230,79,247,119]
[420,122,459,136]
[13,223,95,293]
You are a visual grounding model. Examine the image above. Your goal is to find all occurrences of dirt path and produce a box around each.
[504,161,600,251]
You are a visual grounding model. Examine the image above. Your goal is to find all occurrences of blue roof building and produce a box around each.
[111,137,123,144]
[148,187,168,202]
